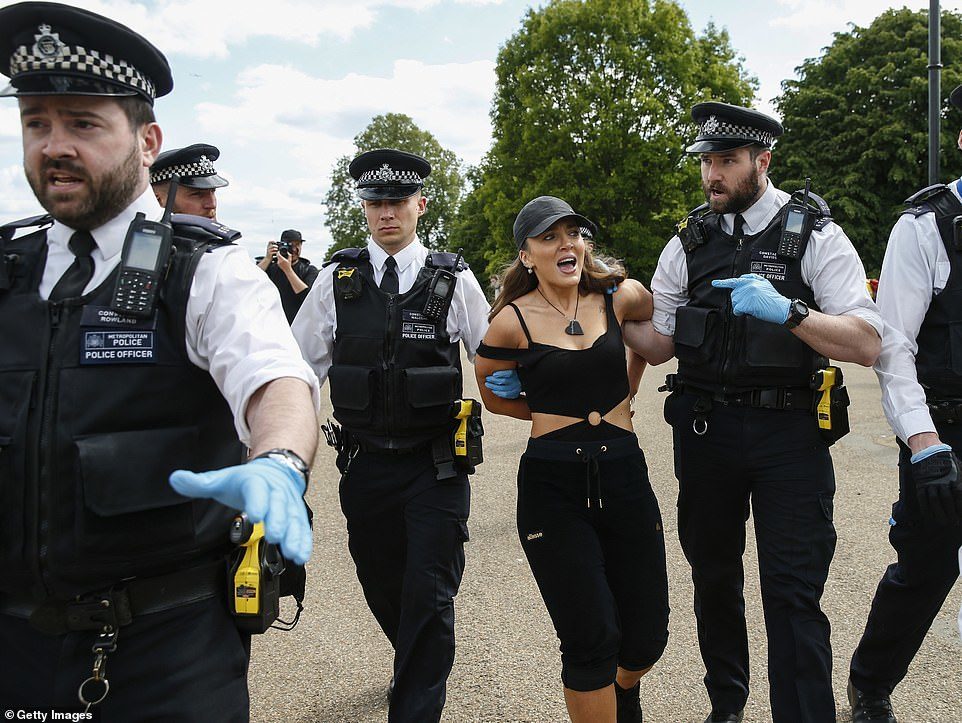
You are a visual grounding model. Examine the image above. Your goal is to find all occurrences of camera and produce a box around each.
[277,239,293,258]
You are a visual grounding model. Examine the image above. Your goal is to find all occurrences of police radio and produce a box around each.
[423,248,462,321]
[777,177,812,260]
[110,176,178,317]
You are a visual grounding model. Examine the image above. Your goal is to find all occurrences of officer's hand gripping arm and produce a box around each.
[170,458,312,564]
[485,369,522,399]
[712,273,791,324]
[910,444,962,526]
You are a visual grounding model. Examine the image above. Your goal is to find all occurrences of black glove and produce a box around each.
[912,448,962,526]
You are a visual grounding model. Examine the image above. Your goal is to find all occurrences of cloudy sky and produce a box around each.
[1,0,959,259]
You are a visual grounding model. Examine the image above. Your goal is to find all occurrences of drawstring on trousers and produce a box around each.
[577,445,607,508]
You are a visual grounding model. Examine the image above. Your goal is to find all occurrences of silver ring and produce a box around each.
[693,418,708,436]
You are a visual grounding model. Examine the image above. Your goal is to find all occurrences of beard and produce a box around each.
[703,165,762,214]
[26,140,143,231]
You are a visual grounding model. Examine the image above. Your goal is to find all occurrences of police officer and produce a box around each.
[257,228,320,323]
[846,85,962,723]
[292,148,489,722]
[623,101,882,722]
[150,142,228,219]
[0,2,319,716]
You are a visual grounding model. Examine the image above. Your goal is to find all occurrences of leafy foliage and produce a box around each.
[450,0,756,282]
[774,8,962,275]
[323,113,465,258]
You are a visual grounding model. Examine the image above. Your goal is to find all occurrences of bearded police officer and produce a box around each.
[624,102,882,722]
[0,2,319,716]
[293,148,489,723]
[149,142,229,219]
[846,85,962,723]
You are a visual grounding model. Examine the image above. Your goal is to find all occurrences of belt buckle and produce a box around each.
[754,389,780,409]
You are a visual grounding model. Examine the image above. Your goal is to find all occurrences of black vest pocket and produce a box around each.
[76,426,198,553]
[949,321,962,376]
[674,306,720,365]
[741,316,807,369]
[330,364,376,427]
[401,366,459,431]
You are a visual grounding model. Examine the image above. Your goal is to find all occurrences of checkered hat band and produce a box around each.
[699,119,774,146]
[10,43,155,98]
[357,167,423,185]
[150,158,218,184]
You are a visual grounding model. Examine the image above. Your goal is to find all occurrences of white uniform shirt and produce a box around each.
[291,237,491,387]
[37,188,320,444]
[651,179,882,339]
[873,181,962,442]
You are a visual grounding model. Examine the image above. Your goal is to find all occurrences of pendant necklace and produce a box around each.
[537,287,584,336]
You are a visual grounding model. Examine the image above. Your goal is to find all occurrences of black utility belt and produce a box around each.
[927,399,962,424]
[0,560,224,635]
[681,384,814,412]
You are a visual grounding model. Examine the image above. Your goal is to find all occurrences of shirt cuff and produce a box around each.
[651,309,674,337]
[896,407,938,443]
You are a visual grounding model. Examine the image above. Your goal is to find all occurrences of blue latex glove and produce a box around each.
[711,273,791,324]
[485,369,522,399]
[606,283,618,295]
[910,443,954,463]
[170,458,312,564]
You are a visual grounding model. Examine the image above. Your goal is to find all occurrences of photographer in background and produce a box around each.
[257,229,320,323]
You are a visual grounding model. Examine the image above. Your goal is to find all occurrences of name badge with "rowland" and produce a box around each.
[79,305,157,365]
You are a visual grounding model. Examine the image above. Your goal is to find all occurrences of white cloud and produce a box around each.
[0,164,42,219]
[772,0,962,30]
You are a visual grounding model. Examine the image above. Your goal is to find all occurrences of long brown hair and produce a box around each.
[488,242,626,321]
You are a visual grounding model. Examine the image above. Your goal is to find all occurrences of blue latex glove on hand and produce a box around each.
[170,458,312,564]
[910,443,962,526]
[711,273,791,325]
[485,369,522,399]
[606,283,618,295]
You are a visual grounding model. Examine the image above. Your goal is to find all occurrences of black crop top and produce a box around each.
[477,293,630,420]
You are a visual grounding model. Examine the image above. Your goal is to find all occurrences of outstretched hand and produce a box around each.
[170,458,312,564]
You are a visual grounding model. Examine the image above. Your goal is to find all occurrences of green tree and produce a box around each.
[450,0,756,282]
[324,113,465,257]
[774,8,962,276]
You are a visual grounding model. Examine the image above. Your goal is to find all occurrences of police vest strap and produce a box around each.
[425,251,468,272]
[677,203,711,252]
[171,214,241,243]
[902,183,962,219]
[802,190,833,230]
[0,213,53,242]
[324,247,370,267]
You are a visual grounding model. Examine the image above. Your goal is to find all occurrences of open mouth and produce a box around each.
[557,255,578,274]
[47,170,84,191]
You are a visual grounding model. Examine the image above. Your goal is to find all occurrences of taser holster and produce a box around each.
[811,366,850,445]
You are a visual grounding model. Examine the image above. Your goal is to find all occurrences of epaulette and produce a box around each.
[0,213,53,242]
[902,184,952,218]
[171,214,241,243]
[805,191,833,230]
[324,247,369,267]
[677,203,711,252]
[426,251,468,272]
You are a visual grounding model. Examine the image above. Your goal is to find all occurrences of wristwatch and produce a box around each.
[252,448,310,488]
[784,299,810,329]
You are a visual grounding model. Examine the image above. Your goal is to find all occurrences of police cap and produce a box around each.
[150,144,229,189]
[513,196,597,249]
[950,84,962,110]
[686,101,783,154]
[350,148,430,201]
[0,2,172,104]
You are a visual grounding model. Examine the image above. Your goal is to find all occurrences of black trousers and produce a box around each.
[849,426,962,697]
[339,448,470,723]
[0,596,251,720]
[517,434,669,692]
[665,392,837,722]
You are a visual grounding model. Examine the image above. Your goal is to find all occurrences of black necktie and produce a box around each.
[379,256,399,294]
[732,213,745,241]
[50,230,96,301]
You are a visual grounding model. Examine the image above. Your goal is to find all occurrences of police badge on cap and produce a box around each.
[150,144,229,189]
[0,1,173,104]
[686,101,783,154]
[349,148,431,201]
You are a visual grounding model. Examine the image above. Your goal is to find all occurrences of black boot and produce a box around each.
[614,680,643,723]
[848,679,897,722]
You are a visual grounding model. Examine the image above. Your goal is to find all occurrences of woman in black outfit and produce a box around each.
[475,196,669,723]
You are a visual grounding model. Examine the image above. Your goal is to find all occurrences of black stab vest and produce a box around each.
[329,249,463,450]
[903,184,962,398]
[674,202,822,393]
[0,219,243,598]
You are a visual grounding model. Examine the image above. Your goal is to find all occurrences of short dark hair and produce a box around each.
[116,96,156,130]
